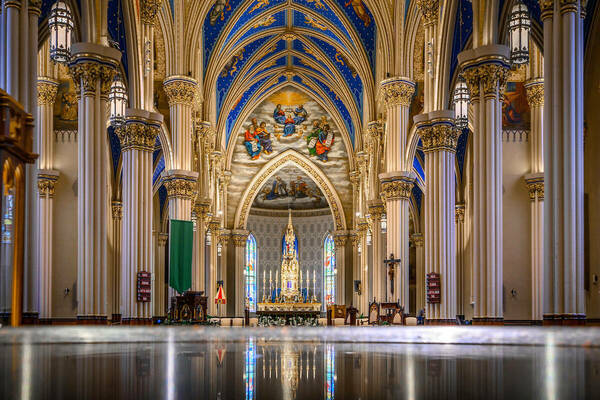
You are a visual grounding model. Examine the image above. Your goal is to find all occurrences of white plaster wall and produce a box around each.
[247,213,334,307]
[502,135,532,321]
[52,133,78,318]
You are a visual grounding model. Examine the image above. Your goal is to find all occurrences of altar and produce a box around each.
[255,210,321,324]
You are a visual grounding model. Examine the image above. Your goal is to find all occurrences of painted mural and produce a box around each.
[227,86,352,227]
[53,79,78,130]
[253,166,328,210]
[502,81,531,130]
[241,89,335,161]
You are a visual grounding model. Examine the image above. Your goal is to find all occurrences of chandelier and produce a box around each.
[109,75,128,126]
[48,1,74,64]
[452,77,469,130]
[508,1,530,65]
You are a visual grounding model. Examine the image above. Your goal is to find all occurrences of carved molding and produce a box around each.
[525,79,544,107]
[164,176,197,200]
[525,179,545,201]
[116,122,159,152]
[419,123,459,153]
[415,0,439,25]
[158,232,168,246]
[380,176,414,202]
[462,63,510,100]
[231,231,249,247]
[37,79,59,106]
[410,233,424,248]
[455,204,465,223]
[163,76,197,106]
[68,61,117,98]
[112,201,123,220]
[37,174,59,198]
[141,0,162,25]
[380,77,415,108]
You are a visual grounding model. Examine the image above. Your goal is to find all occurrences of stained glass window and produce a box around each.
[245,339,255,400]
[324,234,336,306]
[245,233,257,312]
[326,344,335,399]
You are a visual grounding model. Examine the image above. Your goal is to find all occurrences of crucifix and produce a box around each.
[383,253,401,302]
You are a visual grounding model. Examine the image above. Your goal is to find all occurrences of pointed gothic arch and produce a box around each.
[233,149,347,231]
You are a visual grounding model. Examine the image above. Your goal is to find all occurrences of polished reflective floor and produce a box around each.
[2,327,600,399]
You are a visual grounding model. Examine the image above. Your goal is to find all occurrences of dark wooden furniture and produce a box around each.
[169,291,208,322]
[345,305,358,325]
[327,304,346,326]
[380,302,405,325]
[0,89,36,327]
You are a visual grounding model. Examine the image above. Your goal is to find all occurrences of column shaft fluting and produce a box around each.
[540,1,585,324]
[333,232,347,305]
[460,47,510,323]
[69,43,120,320]
[111,202,122,319]
[118,112,161,322]
[232,230,248,317]
[379,77,415,310]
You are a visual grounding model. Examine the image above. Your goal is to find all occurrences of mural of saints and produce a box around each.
[273,104,308,137]
[344,0,371,27]
[306,116,335,161]
[244,117,273,160]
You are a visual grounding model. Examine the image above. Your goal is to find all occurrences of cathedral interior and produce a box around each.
[2,0,600,398]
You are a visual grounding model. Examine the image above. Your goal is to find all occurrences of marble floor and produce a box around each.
[1,326,600,399]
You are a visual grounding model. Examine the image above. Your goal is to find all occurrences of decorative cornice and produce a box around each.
[462,62,510,100]
[68,61,117,98]
[140,0,162,25]
[207,216,221,233]
[193,198,211,220]
[524,175,545,201]
[163,75,197,106]
[560,0,578,14]
[539,1,554,19]
[37,173,59,198]
[415,0,439,26]
[333,231,348,247]
[37,78,59,106]
[112,201,123,220]
[367,120,384,139]
[231,230,249,247]
[455,204,465,223]
[418,122,459,153]
[524,79,544,107]
[380,77,415,108]
[163,174,197,200]
[367,201,385,222]
[116,121,159,152]
[349,231,360,246]
[410,233,424,248]
[380,175,414,202]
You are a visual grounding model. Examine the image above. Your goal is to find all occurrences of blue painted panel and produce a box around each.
[456,128,469,179]
[216,35,274,119]
[224,5,286,48]
[225,74,275,143]
[107,126,121,179]
[305,75,355,146]
[292,39,328,70]
[204,0,246,70]
[292,10,347,50]
[412,185,422,215]
[293,0,353,43]
[292,56,327,79]
[244,40,287,78]
[153,156,165,186]
[331,0,376,74]
[292,75,325,103]
[247,56,287,82]
[413,156,425,182]
[158,185,167,219]
[255,75,288,102]
[306,36,363,119]
[450,0,473,81]
[107,0,128,79]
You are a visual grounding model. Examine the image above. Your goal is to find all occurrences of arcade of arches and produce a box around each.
[1,0,600,327]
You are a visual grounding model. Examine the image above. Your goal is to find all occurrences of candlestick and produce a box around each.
[313,269,316,302]
[269,269,273,303]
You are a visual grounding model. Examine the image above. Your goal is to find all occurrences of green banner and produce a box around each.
[169,219,193,294]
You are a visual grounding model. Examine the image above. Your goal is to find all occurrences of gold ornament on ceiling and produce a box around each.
[253,15,275,28]
[304,15,328,31]
[268,90,310,107]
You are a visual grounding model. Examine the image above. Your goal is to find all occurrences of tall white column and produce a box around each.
[415,112,458,323]
[191,200,209,292]
[540,1,585,325]
[111,201,122,320]
[411,233,425,313]
[455,203,465,317]
[207,216,221,315]
[154,232,168,318]
[460,46,510,324]
[524,78,544,323]
[379,77,415,311]
[163,75,198,221]
[333,231,347,305]
[357,218,369,313]
[367,201,384,303]
[232,230,248,317]
[35,77,58,321]
[118,110,162,323]
[140,0,162,110]
[69,43,120,322]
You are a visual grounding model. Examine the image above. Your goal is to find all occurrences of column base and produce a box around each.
[121,318,153,325]
[472,317,504,325]
[111,314,122,323]
[22,312,39,325]
[77,315,108,325]
[425,318,458,326]
[543,314,586,326]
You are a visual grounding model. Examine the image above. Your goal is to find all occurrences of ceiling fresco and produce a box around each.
[252,165,328,210]
[227,87,352,227]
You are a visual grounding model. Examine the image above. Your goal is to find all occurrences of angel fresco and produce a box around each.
[306,117,334,161]
[209,0,231,25]
[273,104,308,137]
[344,0,371,27]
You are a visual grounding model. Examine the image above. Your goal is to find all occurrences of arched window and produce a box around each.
[245,233,257,312]
[323,234,336,305]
